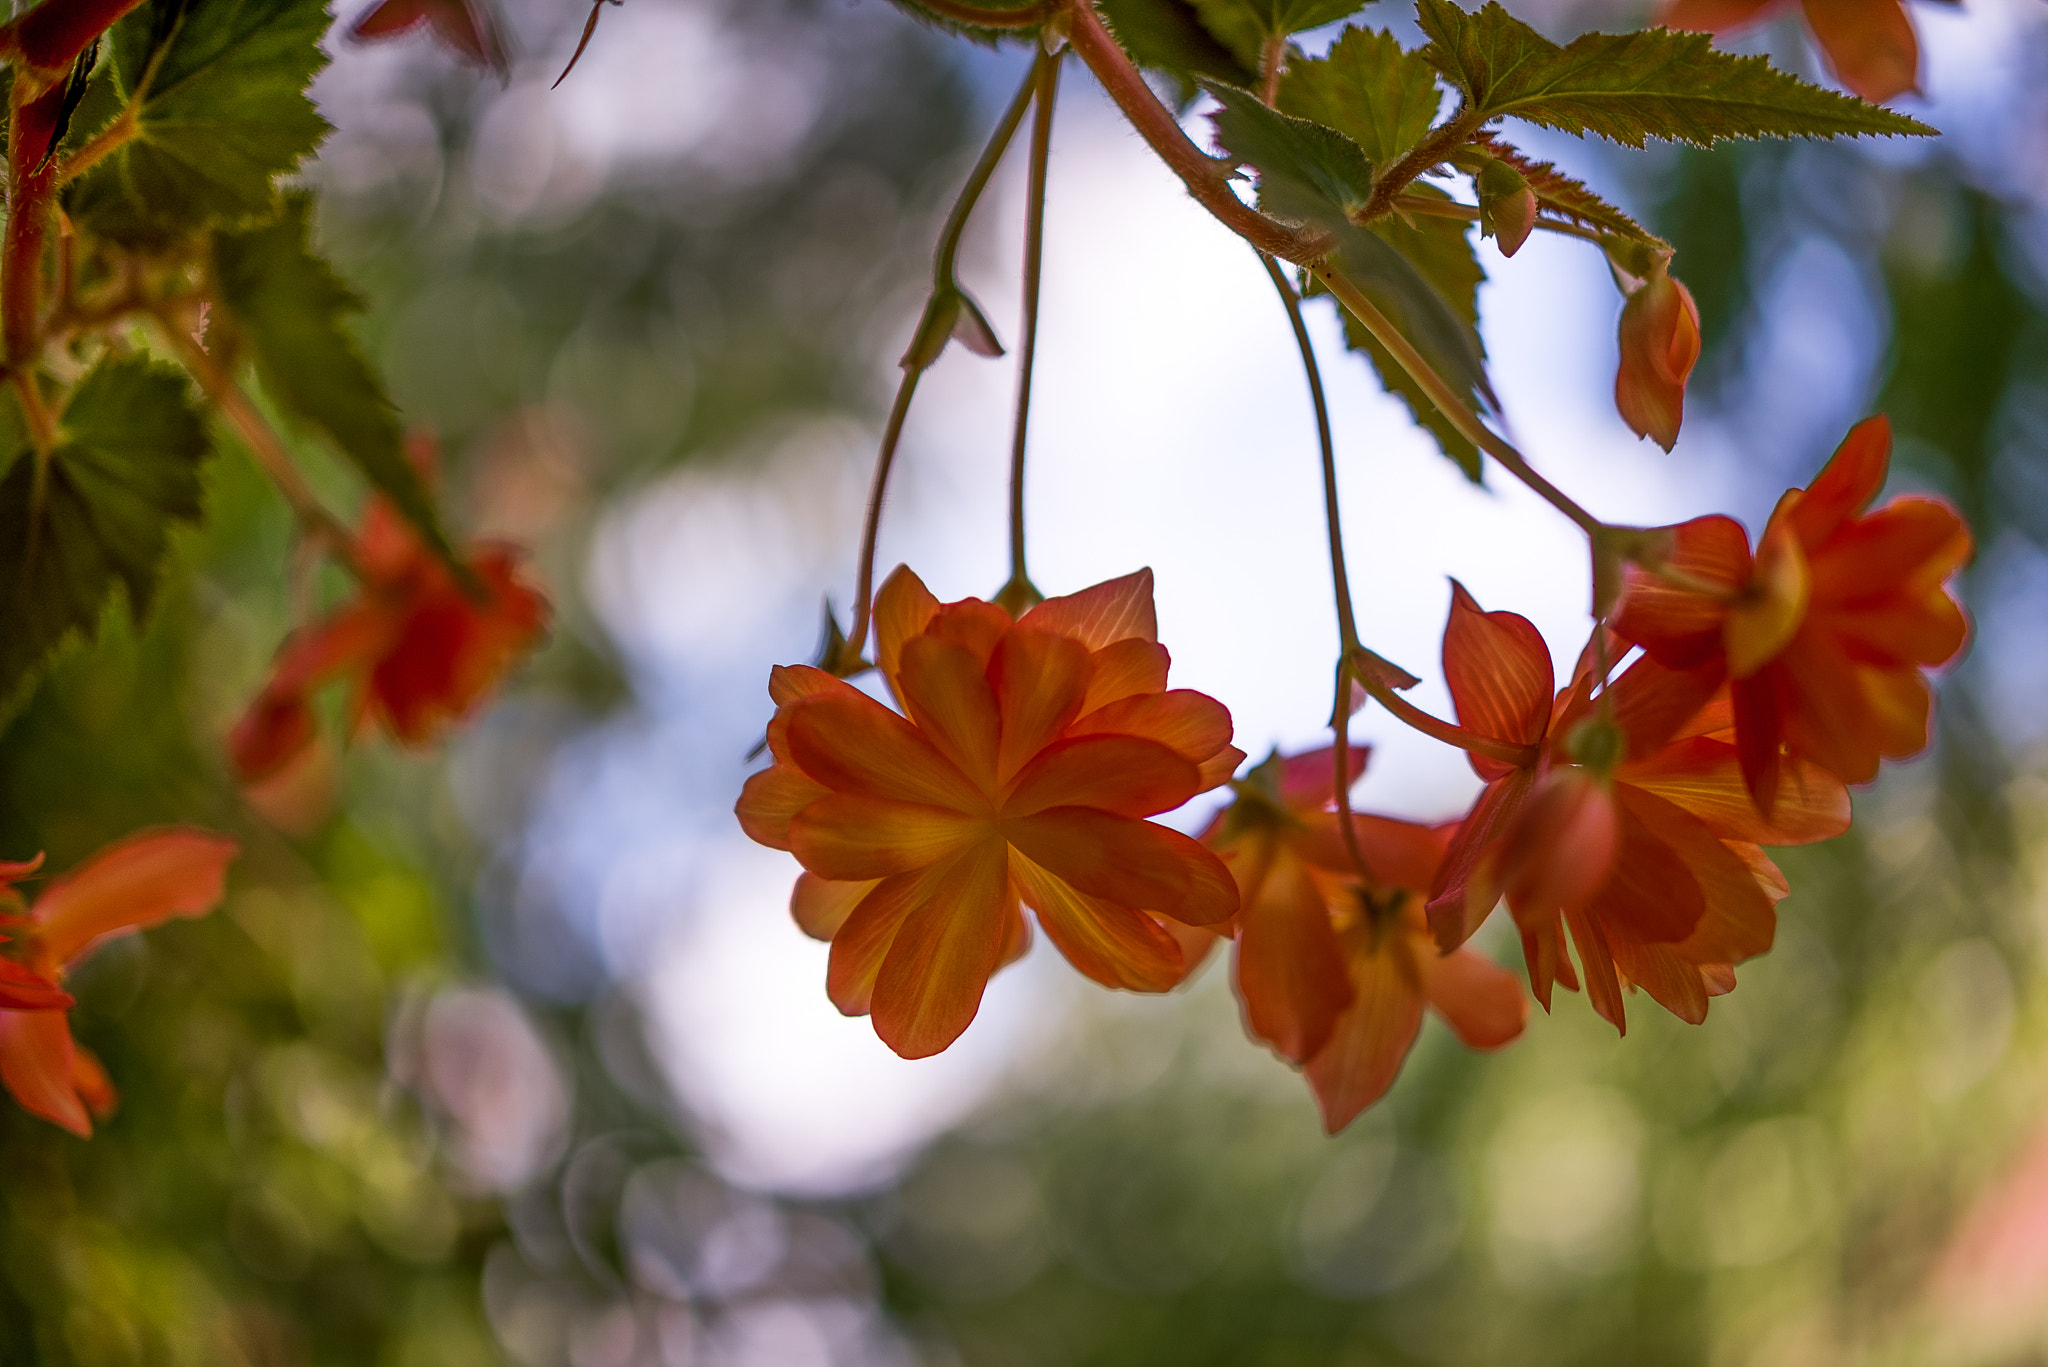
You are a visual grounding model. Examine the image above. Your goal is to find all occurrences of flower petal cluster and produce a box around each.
[230,491,550,782]
[1426,583,1849,1033]
[738,566,1245,1059]
[0,829,239,1135]
[1662,0,1922,103]
[1615,263,1702,452]
[1203,748,1525,1132]
[1613,416,1971,808]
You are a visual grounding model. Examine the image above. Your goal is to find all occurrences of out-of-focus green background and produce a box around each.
[6,1,2048,1363]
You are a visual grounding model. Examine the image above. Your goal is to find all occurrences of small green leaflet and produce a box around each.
[0,360,210,698]
[1190,0,1369,69]
[1099,0,1254,101]
[1313,193,1490,478]
[1416,0,1936,148]
[66,0,331,246]
[213,197,455,563]
[1278,25,1442,169]
[1458,134,1664,245]
[1201,76,1373,220]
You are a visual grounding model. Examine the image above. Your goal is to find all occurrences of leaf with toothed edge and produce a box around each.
[1455,133,1666,246]
[1190,0,1375,69]
[1277,24,1442,169]
[1100,0,1255,104]
[1416,0,1936,148]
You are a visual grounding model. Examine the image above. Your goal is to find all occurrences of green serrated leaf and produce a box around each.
[66,0,331,245]
[1278,24,1441,168]
[0,359,210,698]
[1099,0,1255,104]
[1190,0,1370,68]
[1416,0,1936,148]
[1201,76,1374,220]
[1310,194,1488,477]
[212,195,454,562]
[1458,133,1665,245]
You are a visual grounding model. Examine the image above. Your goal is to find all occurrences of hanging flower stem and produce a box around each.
[998,48,1061,616]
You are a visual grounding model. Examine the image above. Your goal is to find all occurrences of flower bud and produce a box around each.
[1614,264,1701,451]
[1477,157,1537,258]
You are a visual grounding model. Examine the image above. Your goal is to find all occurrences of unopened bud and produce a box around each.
[1614,264,1701,451]
[1477,158,1537,257]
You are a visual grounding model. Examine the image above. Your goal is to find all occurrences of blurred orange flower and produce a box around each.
[1426,584,1848,1032]
[230,492,549,783]
[348,0,508,75]
[1613,415,1972,808]
[738,566,1244,1059]
[0,829,238,1135]
[1663,0,1926,104]
[1204,748,1525,1133]
[1615,262,1701,451]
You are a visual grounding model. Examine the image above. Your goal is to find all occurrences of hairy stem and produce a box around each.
[1361,106,1484,222]
[935,60,1041,287]
[55,101,138,185]
[1001,49,1061,611]
[1061,0,1318,261]
[3,82,65,367]
[1258,32,1286,106]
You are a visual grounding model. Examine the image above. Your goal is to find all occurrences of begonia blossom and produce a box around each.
[1615,261,1702,451]
[1663,0,1931,105]
[738,566,1244,1059]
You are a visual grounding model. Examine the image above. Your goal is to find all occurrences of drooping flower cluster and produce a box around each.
[739,416,1971,1127]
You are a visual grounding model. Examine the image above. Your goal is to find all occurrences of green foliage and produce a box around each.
[67,0,331,245]
[888,0,1043,43]
[1416,0,1935,147]
[1316,191,1488,478]
[1190,0,1370,68]
[1277,24,1439,169]
[0,360,209,704]
[213,196,452,560]
[1202,76,1374,220]
[1099,0,1254,100]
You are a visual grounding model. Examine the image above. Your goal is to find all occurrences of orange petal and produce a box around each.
[1564,906,1629,1035]
[735,764,829,850]
[825,870,926,1016]
[0,960,71,1012]
[1775,633,1893,783]
[1006,807,1238,926]
[784,691,984,812]
[1614,515,1749,667]
[1195,745,1247,791]
[1599,787,1713,945]
[791,873,879,942]
[1296,810,1449,889]
[870,840,1014,1058]
[1302,938,1424,1134]
[874,565,942,705]
[1519,909,1573,1012]
[227,687,320,783]
[1441,582,1553,778]
[897,635,1002,786]
[1731,667,1788,811]
[1427,769,1536,951]
[1277,745,1370,809]
[1617,737,1849,845]
[1614,268,1701,451]
[928,600,1013,668]
[788,796,985,881]
[1809,497,1971,608]
[1801,0,1919,101]
[1232,850,1352,1063]
[32,829,238,969]
[351,0,428,37]
[990,627,1092,783]
[998,904,1034,968]
[1726,516,1810,678]
[1671,838,1782,967]
[1001,735,1201,819]
[1603,652,1727,758]
[0,1009,89,1136]
[1080,638,1171,714]
[1499,769,1621,921]
[1022,568,1157,648]
[1789,415,1891,546]
[1069,689,1233,767]
[1013,853,1188,992]
[1419,941,1528,1050]
[769,663,847,708]
[1607,939,1710,1025]
[70,1042,116,1122]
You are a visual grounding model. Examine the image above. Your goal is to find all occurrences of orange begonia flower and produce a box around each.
[1203,749,1525,1133]
[1615,262,1702,452]
[1662,0,1928,105]
[0,829,239,1136]
[1426,584,1849,1033]
[230,491,550,783]
[1613,415,1972,808]
[738,566,1246,1059]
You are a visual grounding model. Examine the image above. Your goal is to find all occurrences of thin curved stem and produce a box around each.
[1348,656,1540,769]
[1392,192,1608,246]
[935,61,1041,287]
[1330,660,1379,889]
[845,368,923,665]
[1002,49,1061,609]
